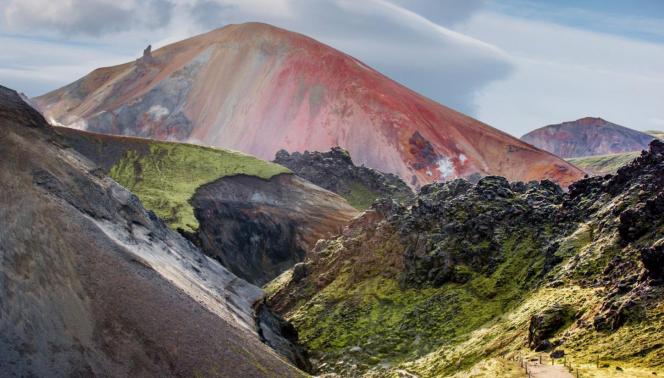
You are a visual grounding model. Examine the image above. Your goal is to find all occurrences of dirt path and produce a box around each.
[527,362,574,378]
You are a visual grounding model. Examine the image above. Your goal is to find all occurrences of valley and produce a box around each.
[0,9,662,378]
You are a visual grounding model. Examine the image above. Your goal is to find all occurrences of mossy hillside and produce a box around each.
[109,142,290,232]
[567,152,639,176]
[269,142,664,377]
[388,216,664,377]
[285,224,552,375]
[397,286,598,377]
[398,282,664,377]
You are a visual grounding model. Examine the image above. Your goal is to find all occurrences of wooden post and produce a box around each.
[596,355,599,368]
[539,355,542,364]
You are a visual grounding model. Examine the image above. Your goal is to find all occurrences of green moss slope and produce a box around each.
[109,141,290,232]
[344,182,382,210]
[268,153,664,378]
[283,230,551,374]
[567,152,639,176]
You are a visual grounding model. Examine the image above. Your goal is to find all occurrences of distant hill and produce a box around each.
[521,117,655,158]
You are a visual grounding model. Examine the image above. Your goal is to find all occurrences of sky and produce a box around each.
[1,0,663,137]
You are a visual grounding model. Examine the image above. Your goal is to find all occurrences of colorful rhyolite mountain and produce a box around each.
[522,117,656,158]
[34,22,583,188]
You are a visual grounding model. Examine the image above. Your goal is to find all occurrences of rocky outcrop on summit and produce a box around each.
[267,139,664,376]
[34,22,583,188]
[0,86,302,376]
[274,147,414,210]
[522,117,656,158]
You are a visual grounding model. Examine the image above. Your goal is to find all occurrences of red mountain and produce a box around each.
[34,22,583,188]
[521,117,656,158]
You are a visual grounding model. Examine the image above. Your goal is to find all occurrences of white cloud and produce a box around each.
[0,0,513,115]
[457,11,664,135]
[389,0,486,26]
[0,35,134,96]
[4,0,174,36]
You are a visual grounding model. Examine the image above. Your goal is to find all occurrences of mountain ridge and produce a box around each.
[522,117,655,158]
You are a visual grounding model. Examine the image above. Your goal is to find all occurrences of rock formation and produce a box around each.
[273,147,414,210]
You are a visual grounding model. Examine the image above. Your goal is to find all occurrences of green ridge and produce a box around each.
[109,141,290,232]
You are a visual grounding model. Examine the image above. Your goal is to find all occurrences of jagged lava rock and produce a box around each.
[273,147,414,209]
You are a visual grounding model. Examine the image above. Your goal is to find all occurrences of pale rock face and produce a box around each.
[34,22,584,188]
[0,86,301,377]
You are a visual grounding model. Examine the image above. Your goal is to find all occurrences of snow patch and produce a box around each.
[147,105,170,120]
[47,117,65,127]
[459,153,467,164]
[437,157,455,178]
[69,118,88,130]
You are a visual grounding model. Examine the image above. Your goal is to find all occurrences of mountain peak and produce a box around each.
[522,117,655,158]
[575,116,607,125]
[34,23,583,188]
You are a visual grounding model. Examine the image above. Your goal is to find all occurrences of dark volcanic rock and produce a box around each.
[529,304,573,350]
[641,244,664,283]
[256,302,312,372]
[190,173,357,285]
[400,176,567,287]
[550,350,565,359]
[274,147,414,209]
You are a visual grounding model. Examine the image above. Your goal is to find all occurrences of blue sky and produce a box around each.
[1,0,663,137]
[490,0,664,42]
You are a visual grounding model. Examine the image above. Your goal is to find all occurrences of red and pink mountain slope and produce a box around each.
[34,22,583,188]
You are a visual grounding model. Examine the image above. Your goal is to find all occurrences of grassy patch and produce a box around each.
[109,141,289,232]
[344,181,382,210]
[567,152,639,176]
